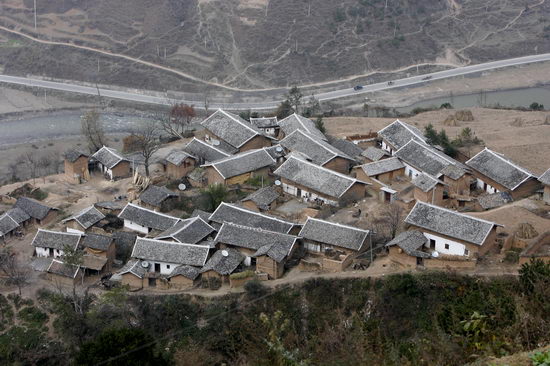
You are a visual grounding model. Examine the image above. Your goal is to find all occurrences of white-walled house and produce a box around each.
[32,229,82,258]
[377,120,427,155]
[118,203,180,235]
[404,202,502,257]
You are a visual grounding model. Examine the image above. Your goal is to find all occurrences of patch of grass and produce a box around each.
[18,306,49,328]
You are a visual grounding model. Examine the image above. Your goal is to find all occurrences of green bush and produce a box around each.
[244,279,269,298]
[530,349,550,366]
[18,306,48,328]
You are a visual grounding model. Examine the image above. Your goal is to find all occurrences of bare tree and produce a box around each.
[380,203,404,239]
[157,103,196,139]
[7,162,19,183]
[19,151,38,183]
[37,155,52,183]
[131,120,162,177]
[81,109,107,153]
[203,87,211,117]
[0,248,31,296]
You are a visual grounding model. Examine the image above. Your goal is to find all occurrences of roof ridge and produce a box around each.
[409,201,500,226]
[0,212,18,226]
[189,137,231,157]
[222,221,297,238]
[285,155,357,182]
[218,109,261,136]
[37,228,82,236]
[305,216,370,234]
[211,202,293,226]
[205,148,275,166]
[122,203,181,221]
[396,119,426,141]
[136,236,211,248]
[484,148,533,177]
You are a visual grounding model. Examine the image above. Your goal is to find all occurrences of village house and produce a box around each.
[47,259,83,287]
[91,146,132,180]
[214,222,298,278]
[63,149,90,183]
[32,229,81,258]
[394,139,465,180]
[353,157,405,184]
[208,202,297,234]
[327,136,365,162]
[0,213,20,243]
[183,137,230,164]
[201,148,276,186]
[249,116,279,137]
[199,109,272,153]
[466,148,539,199]
[412,173,447,206]
[241,186,280,212]
[14,197,58,226]
[118,203,180,235]
[139,185,179,212]
[63,206,105,234]
[475,192,513,211]
[200,248,245,283]
[361,146,390,163]
[279,130,356,174]
[121,237,209,289]
[80,233,116,273]
[299,217,371,271]
[440,164,471,196]
[539,168,550,204]
[155,216,216,244]
[404,201,502,258]
[378,119,427,154]
[385,230,432,267]
[274,155,369,206]
[278,113,327,141]
[162,150,197,180]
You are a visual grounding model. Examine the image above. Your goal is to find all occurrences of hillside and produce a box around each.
[0,0,548,91]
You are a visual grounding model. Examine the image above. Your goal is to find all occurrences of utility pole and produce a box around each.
[34,0,37,30]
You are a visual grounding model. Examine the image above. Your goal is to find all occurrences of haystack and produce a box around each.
[455,110,474,121]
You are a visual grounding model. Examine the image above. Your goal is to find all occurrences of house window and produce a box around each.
[464,249,469,256]
[444,244,450,250]
[429,239,436,249]
[166,265,170,269]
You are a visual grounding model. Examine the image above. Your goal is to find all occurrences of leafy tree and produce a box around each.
[201,183,228,211]
[158,103,196,139]
[424,124,458,157]
[286,86,303,114]
[239,110,259,122]
[75,327,166,366]
[440,102,453,109]
[303,95,321,117]
[314,116,326,134]
[424,124,438,145]
[276,100,294,120]
[452,127,483,157]
[519,258,550,294]
[530,102,545,111]
[81,110,107,153]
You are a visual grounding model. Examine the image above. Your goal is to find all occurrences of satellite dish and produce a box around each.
[178,183,187,191]
[431,251,439,258]
[141,261,150,268]
[221,250,229,257]
[274,180,281,186]
[212,140,220,146]
[275,146,283,153]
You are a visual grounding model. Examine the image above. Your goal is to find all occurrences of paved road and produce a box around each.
[1,53,549,111]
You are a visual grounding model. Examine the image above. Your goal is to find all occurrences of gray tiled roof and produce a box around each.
[165,150,195,166]
[440,164,467,180]
[202,148,275,179]
[412,173,446,192]
[155,216,215,244]
[14,197,56,220]
[274,155,366,198]
[209,202,295,233]
[118,203,180,231]
[327,136,364,159]
[81,233,112,251]
[191,209,212,222]
[91,146,127,169]
[183,138,231,163]
[405,202,499,245]
[394,140,460,177]
[378,119,426,150]
[278,113,327,141]
[477,192,513,210]
[214,222,298,254]
[242,186,280,208]
[140,186,178,207]
[250,116,278,128]
[299,217,369,251]
[263,145,286,160]
[466,148,534,190]
[201,109,264,149]
[118,258,147,278]
[132,237,209,266]
[168,265,200,280]
[252,242,293,263]
[32,229,81,250]
[64,149,88,163]
[200,248,244,275]
[95,201,126,211]
[361,146,389,161]
[65,206,105,229]
[5,208,31,225]
[112,231,137,249]
[360,157,404,176]
[385,230,430,258]
[539,168,550,185]
[0,213,19,236]
[47,259,80,279]
[280,130,354,166]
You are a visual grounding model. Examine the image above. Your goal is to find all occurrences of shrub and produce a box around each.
[18,306,48,328]
[530,349,550,366]
[244,279,269,298]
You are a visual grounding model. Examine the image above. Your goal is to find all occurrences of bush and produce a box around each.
[18,306,48,328]
[530,349,550,365]
[244,279,268,298]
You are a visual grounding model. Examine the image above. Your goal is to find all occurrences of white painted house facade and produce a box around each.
[423,232,471,257]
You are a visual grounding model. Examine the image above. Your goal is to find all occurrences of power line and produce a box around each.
[94,283,292,366]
